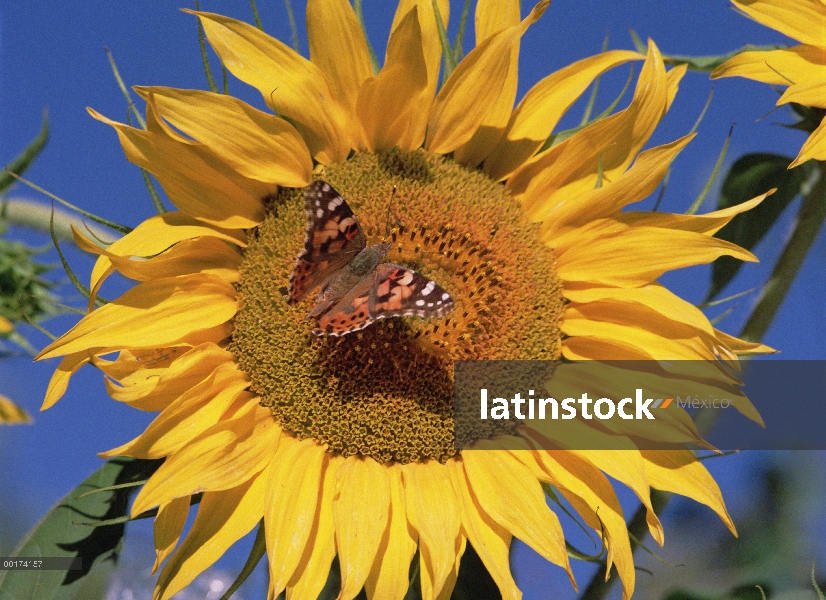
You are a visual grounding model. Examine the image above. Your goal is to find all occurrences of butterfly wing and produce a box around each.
[370,263,454,319]
[313,274,374,336]
[288,180,367,303]
[313,263,454,336]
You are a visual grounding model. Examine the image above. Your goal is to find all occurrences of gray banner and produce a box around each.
[454,360,824,451]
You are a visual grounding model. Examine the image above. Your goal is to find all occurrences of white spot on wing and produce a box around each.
[421,280,435,296]
[415,299,425,307]
[316,208,324,218]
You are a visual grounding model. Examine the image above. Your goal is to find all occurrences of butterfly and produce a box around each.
[288,180,455,336]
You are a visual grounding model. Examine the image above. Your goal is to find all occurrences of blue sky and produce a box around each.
[1,1,824,598]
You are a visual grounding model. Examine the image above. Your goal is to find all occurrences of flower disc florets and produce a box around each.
[230,150,564,463]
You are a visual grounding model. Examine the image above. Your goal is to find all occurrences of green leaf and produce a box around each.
[707,153,813,301]
[105,48,145,130]
[663,45,782,73]
[452,0,471,63]
[686,124,733,215]
[249,0,264,31]
[433,0,456,86]
[0,112,49,194]
[0,458,161,600]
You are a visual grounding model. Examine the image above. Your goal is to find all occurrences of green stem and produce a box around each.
[579,162,826,600]
[739,161,826,342]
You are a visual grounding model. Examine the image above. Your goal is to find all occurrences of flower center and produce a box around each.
[230,150,564,463]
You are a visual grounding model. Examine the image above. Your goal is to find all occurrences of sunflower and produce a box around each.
[37,2,772,599]
[712,0,826,167]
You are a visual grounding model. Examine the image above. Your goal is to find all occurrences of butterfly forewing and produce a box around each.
[288,181,367,303]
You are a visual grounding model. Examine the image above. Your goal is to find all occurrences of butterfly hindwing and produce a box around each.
[372,263,455,318]
[288,181,366,303]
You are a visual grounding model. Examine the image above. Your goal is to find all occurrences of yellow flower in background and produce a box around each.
[0,316,31,424]
[712,0,826,167]
[0,396,31,424]
[36,1,772,598]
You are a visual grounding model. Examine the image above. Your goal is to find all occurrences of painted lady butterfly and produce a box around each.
[288,180,455,336]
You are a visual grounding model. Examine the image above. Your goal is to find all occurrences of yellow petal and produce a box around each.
[524,445,637,600]
[564,284,714,336]
[446,460,519,600]
[425,1,549,154]
[402,461,461,600]
[509,42,669,222]
[563,298,717,351]
[42,351,92,410]
[554,225,757,287]
[561,336,653,361]
[131,402,278,515]
[105,343,235,412]
[152,496,190,574]
[334,457,390,600]
[485,50,643,181]
[133,87,312,187]
[730,0,826,46]
[364,465,418,600]
[791,113,826,166]
[711,44,826,84]
[777,75,826,109]
[474,0,521,42]
[451,0,521,167]
[88,212,245,300]
[94,347,184,382]
[100,366,251,459]
[356,7,428,152]
[561,308,718,361]
[88,106,268,229]
[286,455,342,600]
[461,450,574,583]
[0,395,32,424]
[264,438,327,597]
[36,274,237,360]
[542,135,694,238]
[390,0,449,149]
[307,0,374,113]
[432,536,465,600]
[155,466,269,600]
[566,449,662,545]
[714,328,776,355]
[616,192,769,236]
[640,449,736,534]
[0,316,12,333]
[74,228,242,286]
[190,10,351,164]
